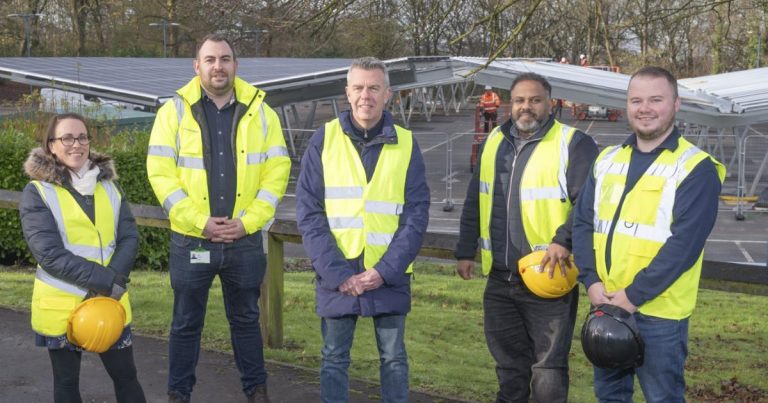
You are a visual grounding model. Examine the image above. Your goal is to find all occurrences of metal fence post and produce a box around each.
[443,133,454,212]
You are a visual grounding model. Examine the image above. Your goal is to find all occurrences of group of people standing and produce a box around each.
[19,32,722,403]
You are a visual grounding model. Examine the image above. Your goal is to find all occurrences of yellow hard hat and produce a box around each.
[518,250,579,298]
[67,296,126,353]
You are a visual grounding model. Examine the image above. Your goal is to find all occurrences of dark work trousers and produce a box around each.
[483,272,578,403]
[48,346,146,403]
[484,111,498,133]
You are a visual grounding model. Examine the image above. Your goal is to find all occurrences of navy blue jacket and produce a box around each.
[573,128,721,307]
[296,111,430,318]
[455,114,598,276]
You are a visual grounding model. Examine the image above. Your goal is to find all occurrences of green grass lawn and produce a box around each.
[1,262,766,402]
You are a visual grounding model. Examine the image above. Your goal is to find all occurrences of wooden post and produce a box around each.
[260,231,284,348]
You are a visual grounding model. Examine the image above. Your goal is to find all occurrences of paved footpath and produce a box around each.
[0,308,466,403]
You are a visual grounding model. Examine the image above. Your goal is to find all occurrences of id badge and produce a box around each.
[190,248,210,264]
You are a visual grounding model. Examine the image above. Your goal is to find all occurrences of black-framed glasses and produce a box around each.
[49,134,90,146]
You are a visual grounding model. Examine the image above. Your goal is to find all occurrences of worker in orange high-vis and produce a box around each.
[479,85,501,133]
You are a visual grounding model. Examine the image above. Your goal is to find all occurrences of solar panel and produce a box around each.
[0,57,354,106]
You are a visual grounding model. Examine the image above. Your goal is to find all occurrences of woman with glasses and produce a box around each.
[19,113,146,403]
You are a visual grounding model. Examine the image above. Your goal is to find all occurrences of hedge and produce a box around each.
[0,117,169,270]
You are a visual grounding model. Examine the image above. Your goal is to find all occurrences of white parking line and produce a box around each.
[734,241,755,263]
[707,239,767,244]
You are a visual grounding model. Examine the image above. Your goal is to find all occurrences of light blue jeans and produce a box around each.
[593,313,689,403]
[320,314,408,403]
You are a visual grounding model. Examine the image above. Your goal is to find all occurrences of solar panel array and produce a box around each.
[0,57,352,101]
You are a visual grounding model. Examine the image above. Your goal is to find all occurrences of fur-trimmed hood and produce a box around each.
[24,147,118,185]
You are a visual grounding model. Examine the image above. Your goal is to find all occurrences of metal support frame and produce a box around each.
[278,105,297,157]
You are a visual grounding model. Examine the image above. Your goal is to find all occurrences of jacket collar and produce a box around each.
[176,76,262,110]
[622,126,681,152]
[338,110,398,145]
[500,112,556,142]
[24,147,117,186]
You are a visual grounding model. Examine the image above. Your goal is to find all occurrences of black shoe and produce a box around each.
[168,391,190,403]
[247,384,270,403]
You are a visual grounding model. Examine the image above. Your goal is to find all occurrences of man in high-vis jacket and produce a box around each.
[479,85,501,133]
[147,34,290,403]
[455,73,598,402]
[573,67,724,403]
[296,57,430,403]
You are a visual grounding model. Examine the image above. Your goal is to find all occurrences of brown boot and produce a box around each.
[247,384,270,403]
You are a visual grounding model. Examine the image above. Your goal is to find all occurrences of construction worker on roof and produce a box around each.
[479,85,501,133]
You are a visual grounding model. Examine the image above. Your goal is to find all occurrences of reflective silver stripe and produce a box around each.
[68,244,104,261]
[177,156,205,169]
[558,125,571,200]
[480,237,492,251]
[675,145,704,184]
[257,189,279,209]
[263,217,275,231]
[365,200,403,215]
[327,216,364,229]
[593,146,624,216]
[325,186,364,199]
[367,232,393,246]
[520,187,561,201]
[614,220,671,243]
[260,104,267,141]
[479,181,491,194]
[37,182,69,245]
[266,146,289,159]
[148,145,177,159]
[247,153,266,165]
[236,209,246,218]
[36,267,87,297]
[174,95,184,163]
[101,181,122,231]
[163,188,188,214]
[531,244,549,251]
[594,219,613,235]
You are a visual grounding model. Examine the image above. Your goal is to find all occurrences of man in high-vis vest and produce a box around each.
[479,85,501,133]
[455,72,598,402]
[147,34,290,403]
[296,57,430,403]
[573,66,724,403]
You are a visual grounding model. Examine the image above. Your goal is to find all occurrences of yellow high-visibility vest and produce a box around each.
[29,180,133,337]
[478,121,576,274]
[592,137,725,319]
[321,119,413,272]
[147,76,290,237]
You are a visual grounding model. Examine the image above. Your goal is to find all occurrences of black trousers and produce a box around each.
[48,346,146,403]
[483,111,498,133]
[483,274,578,403]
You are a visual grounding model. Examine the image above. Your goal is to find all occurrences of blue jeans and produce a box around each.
[593,313,689,403]
[483,273,578,403]
[320,314,409,403]
[167,231,267,400]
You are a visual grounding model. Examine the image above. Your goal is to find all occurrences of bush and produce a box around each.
[0,118,169,270]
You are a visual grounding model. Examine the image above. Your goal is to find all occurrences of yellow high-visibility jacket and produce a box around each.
[29,180,133,337]
[321,118,413,273]
[147,76,290,236]
[593,137,725,319]
[478,121,576,274]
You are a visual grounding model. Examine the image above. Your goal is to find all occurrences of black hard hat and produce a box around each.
[581,304,644,369]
